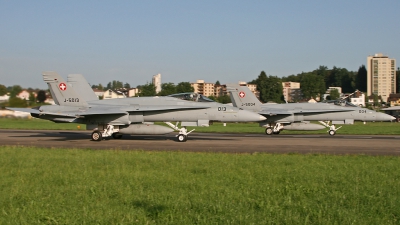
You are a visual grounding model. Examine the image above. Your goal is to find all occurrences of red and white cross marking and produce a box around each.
[239,91,245,98]
[59,83,67,91]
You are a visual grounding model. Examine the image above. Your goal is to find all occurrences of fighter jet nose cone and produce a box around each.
[380,113,396,121]
[260,115,267,121]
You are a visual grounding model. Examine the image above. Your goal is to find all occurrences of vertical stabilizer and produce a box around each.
[67,74,99,102]
[227,84,262,112]
[42,71,88,107]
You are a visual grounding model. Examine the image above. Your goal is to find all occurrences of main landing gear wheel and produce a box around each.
[91,130,102,141]
[265,127,273,135]
[177,134,187,142]
[328,130,336,136]
[112,133,123,139]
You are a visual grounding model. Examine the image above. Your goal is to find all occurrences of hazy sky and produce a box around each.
[1,0,399,89]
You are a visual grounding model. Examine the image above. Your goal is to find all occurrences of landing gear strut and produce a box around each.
[319,121,342,136]
[91,124,120,141]
[165,122,195,142]
[264,123,283,135]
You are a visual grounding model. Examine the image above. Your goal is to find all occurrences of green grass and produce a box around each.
[1,146,400,224]
[0,118,85,130]
[1,118,400,135]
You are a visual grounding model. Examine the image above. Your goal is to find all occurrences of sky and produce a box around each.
[1,0,399,89]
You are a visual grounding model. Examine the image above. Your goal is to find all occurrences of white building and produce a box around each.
[191,80,215,97]
[350,93,365,107]
[128,88,140,97]
[367,53,396,102]
[323,87,343,100]
[92,88,104,99]
[152,73,161,94]
[0,95,9,102]
[103,89,126,99]
[17,90,31,100]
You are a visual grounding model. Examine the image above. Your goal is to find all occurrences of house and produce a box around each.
[387,93,400,107]
[0,94,9,103]
[92,88,104,99]
[17,90,32,100]
[103,89,126,99]
[367,95,382,105]
[128,88,140,97]
[349,93,365,107]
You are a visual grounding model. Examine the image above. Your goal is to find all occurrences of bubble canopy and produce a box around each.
[168,92,215,102]
[321,99,358,107]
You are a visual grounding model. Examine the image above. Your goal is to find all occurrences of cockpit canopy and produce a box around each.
[168,92,215,102]
[322,99,358,107]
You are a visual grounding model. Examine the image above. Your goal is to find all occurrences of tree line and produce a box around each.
[2,65,400,107]
[251,65,400,103]
[91,81,195,97]
[0,84,47,107]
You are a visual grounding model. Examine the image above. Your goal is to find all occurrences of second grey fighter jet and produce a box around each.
[227,84,395,135]
[8,72,265,142]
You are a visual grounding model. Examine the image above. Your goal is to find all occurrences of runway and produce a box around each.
[1,129,400,155]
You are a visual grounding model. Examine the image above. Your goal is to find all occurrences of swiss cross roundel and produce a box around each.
[239,91,245,98]
[59,83,67,91]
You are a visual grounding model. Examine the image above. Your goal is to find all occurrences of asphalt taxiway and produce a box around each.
[1,129,400,155]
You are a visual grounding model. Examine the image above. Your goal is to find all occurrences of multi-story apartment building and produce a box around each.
[191,80,216,97]
[367,53,396,102]
[282,82,300,102]
[191,80,258,97]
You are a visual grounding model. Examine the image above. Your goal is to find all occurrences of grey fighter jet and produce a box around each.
[227,84,395,135]
[8,72,265,142]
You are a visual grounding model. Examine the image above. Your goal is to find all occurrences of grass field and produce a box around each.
[1,118,399,224]
[1,117,399,135]
[1,146,400,224]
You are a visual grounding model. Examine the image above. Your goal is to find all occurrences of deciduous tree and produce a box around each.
[176,82,194,93]
[300,73,325,100]
[158,83,176,96]
[0,84,7,96]
[253,71,283,103]
[329,89,340,100]
[9,85,22,98]
[138,83,156,96]
[37,90,47,103]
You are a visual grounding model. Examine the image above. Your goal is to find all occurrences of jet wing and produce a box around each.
[8,105,210,118]
[122,105,210,112]
[290,108,354,114]
[6,107,41,114]
[259,108,354,116]
[258,109,293,116]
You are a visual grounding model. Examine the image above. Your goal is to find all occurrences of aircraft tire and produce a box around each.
[177,134,187,142]
[91,130,102,141]
[328,130,336,136]
[112,133,123,139]
[265,127,273,135]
